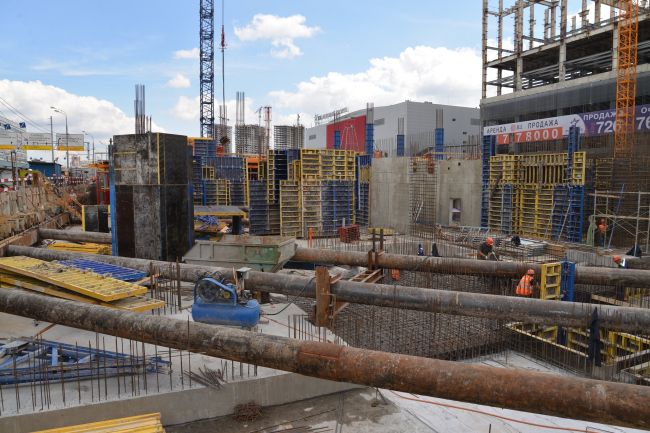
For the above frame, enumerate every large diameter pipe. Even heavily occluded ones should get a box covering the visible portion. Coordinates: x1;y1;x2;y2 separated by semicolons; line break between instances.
6;246;650;334
292;247;650;287
0;289;647;430
39;228;112;244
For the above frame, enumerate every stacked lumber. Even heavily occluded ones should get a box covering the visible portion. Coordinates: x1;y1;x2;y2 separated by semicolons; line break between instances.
47;241;112;255
31;413;165;433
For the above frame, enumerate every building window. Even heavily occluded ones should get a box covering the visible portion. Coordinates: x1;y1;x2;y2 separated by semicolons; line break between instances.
462;131;467;135
452;118;456;121
374;118;385;126
309;134;316;140
470;118;480;126
450;198;461;226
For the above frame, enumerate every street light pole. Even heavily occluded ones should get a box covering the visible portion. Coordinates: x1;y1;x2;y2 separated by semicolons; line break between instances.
83;131;94;165
51;107;69;176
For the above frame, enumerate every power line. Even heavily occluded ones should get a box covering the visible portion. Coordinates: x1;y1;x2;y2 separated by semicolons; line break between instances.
0;97;51;132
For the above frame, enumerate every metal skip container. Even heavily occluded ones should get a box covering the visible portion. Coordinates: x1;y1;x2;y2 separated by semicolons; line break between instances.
182;235;297;272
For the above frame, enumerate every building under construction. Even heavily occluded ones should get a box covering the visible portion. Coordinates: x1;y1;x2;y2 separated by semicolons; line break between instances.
3;1;650;432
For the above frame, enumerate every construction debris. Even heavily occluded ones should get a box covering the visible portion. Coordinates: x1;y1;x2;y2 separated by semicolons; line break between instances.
232;401;262;422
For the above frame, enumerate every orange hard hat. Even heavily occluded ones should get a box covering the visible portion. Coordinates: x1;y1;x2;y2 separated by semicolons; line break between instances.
613;255;621;262
527;269;535;275
600;219;605;223
486;237;494;246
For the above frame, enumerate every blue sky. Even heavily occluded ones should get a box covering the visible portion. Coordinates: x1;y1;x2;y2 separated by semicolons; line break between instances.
1;0;492;158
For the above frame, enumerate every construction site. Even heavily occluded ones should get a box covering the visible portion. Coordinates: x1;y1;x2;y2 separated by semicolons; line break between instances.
1;0;650;432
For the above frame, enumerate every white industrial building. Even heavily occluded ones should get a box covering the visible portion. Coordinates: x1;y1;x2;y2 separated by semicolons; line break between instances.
304;101;480;155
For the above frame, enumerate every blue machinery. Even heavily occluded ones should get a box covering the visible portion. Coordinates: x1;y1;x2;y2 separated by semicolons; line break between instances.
191;268;261;328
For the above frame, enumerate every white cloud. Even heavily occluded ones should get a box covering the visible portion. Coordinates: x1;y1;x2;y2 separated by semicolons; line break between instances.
234;14;320;59
173;48;200;59
269;45;482;115
0;80;165;148
166;74;191;88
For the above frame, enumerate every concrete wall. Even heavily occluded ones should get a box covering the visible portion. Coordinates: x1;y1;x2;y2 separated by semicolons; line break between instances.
0;373;359;433
436;160;482;227
370;157;410;230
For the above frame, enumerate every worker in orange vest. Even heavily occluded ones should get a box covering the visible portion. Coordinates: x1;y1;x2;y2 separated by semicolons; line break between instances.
391;269;401;281
516;269;539;297
597;219;608;247
375;150;381;158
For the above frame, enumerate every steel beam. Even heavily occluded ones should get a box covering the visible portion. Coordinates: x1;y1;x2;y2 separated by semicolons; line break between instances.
0;289;647;430
38;228;112;244
290;247;650;287
6;246;650;334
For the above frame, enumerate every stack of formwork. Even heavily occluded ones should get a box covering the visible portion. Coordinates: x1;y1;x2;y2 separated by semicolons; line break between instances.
192;138;218;159
192;155;203;205
204;180;217;205
322;180;352;236
249;180;269;235
111;133;193;261
355;154;371;227
216;179;230;205
280;180;301;237
301;181;322;237
485;146;586;241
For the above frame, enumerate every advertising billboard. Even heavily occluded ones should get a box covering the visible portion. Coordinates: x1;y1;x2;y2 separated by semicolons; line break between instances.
483;103;650;144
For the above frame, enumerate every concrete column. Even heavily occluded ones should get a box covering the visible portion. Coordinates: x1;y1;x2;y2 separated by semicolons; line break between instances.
595;0;601;23
612;23;619;70
551;3;557;37
581;0;589;28
515;0;524;91
544;8;550;39
482;0;488;99
497;0;503;95
559;0;567;82
529;4;536;50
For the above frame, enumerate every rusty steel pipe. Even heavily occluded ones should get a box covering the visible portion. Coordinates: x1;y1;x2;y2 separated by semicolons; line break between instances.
39;228;112;244
292;247;650;287
6;245;650;334
0;289;648;430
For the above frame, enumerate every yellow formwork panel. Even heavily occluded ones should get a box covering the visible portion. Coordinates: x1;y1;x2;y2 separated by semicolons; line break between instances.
0;257;148;302
0;273;163;312
540;263;561;300
31;413;164;433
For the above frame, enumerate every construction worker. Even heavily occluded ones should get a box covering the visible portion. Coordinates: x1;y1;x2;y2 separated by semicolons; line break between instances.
613;255;626;269
391;269;401;281
477;237;498;260
510;234;521;247
516;269;539;297
597;219;608;247
68;189;77;210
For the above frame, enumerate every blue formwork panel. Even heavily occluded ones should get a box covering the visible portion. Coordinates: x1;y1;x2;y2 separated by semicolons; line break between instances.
482;135;495;185
286;149;301;164
322;180;351;234
365;124;374;155
59;259;147;281
212;156;246;180
249;180;269;235
396;135;404;157
193;140;217;158
230;179;246;206
551;185;571;241
435;128;444;160
357;154;371;167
